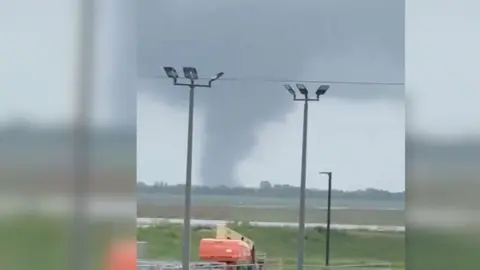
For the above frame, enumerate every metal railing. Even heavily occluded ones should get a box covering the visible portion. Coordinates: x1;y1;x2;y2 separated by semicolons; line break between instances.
282;262;392;270
137;261;391;270
137;261;276;270
137;260;228;270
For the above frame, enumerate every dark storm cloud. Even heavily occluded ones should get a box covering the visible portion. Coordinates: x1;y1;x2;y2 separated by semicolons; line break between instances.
136;0;404;186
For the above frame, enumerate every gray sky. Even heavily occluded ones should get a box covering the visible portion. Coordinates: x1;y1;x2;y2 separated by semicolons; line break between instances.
1;0;479;192
137;0;405;191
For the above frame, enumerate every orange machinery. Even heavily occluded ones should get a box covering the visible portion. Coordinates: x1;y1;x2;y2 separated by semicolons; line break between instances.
199;238;252;263
198;224;265;270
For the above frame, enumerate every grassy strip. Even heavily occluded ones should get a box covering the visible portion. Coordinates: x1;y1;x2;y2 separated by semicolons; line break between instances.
0;216;406;269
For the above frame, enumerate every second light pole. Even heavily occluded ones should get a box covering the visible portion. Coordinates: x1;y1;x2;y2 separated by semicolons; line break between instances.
284;83;330;270
320;171;333;266
163;66;224;270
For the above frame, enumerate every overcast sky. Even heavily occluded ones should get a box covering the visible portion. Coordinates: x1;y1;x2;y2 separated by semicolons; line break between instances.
1;0;479;192
136;0;406;191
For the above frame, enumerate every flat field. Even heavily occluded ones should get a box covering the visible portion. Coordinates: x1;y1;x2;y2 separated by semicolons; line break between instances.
139;194;405;210
138;194;405;226
137;204;404;226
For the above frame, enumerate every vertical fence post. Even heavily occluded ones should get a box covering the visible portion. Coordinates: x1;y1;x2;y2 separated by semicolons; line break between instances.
137;241;148;260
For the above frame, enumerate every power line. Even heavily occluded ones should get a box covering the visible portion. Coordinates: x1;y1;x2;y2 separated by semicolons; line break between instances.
152;75;404;86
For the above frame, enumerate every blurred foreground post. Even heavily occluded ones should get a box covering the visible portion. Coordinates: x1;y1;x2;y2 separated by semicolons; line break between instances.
72;0;95;269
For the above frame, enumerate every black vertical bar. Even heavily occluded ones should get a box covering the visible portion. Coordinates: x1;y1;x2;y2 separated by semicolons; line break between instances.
326;173;332;266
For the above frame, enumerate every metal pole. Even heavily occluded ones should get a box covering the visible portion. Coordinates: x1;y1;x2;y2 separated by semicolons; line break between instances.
137;241;148;260
326;173;332;266
182;84;195;270
297;99;309;270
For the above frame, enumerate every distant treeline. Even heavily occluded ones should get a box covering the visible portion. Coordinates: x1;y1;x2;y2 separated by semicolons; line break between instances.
137;181;404;201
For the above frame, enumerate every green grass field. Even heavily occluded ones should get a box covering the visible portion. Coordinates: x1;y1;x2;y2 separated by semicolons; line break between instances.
0;215;130;270
5;215;480;270
1;215;405;269
137;223;405;269
138;204;405;226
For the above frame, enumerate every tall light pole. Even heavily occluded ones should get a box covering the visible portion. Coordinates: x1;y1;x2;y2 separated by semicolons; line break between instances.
284;84;330;270
163;66;224;270
320;171;333;266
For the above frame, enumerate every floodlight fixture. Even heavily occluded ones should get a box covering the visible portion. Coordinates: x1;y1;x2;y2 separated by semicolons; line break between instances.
209;72;224;84
315;85;330;98
284;84;296;97
163;66;179;79
212;72;224;81
296;84;308;96
183;67;198;80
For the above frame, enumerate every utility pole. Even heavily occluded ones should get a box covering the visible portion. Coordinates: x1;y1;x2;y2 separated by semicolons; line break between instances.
163;67;223;270
284;84;330;270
